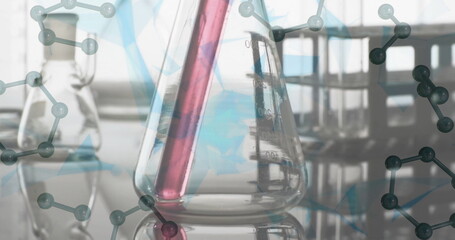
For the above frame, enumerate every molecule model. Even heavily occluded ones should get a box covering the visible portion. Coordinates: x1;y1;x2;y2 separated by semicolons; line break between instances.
30;0;116;55
370;4;411;65
239;0;325;42
382;147;455;240
0;72;67;166
37;192;92;222
109;195;179;240
412;65;453;133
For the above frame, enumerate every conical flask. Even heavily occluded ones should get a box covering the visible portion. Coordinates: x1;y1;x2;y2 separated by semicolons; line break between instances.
18;13;101;152
16;13;101;240
134;0;306;218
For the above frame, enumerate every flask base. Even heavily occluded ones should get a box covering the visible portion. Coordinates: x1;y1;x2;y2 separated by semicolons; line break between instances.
152;192;302;223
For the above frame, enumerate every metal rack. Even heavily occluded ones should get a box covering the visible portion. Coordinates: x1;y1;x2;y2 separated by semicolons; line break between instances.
278;24;455;239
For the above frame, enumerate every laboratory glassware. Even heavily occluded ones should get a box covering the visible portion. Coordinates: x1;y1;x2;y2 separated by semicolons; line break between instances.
0;111;30;240
17;13;101;240
134;0;306;219
18;13;101;151
18;153;100;240
134;212;305;240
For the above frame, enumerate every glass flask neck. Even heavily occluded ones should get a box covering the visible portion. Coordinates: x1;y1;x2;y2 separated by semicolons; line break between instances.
42;59;78;68
43;13;79;61
43;59;77;66
41;60;84;88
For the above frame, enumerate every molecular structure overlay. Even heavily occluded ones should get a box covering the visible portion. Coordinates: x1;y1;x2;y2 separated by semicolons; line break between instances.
38;193;92;221
369;4;411;65
373;4;455;239
37;192;179;240
238;0;325;42
381;147;455;239
30;0;116;55
109;195;178;240
412;65;454;133
0;72;67;166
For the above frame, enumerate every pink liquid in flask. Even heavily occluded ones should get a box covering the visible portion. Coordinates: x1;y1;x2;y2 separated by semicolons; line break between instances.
155;0;231;200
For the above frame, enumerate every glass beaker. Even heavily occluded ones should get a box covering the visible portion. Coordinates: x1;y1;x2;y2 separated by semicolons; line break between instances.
134;212;305;240
134;0;306;218
17;13;101;240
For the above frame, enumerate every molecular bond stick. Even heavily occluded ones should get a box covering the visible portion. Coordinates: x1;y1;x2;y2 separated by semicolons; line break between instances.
412;65;454;133
239;0;325;42
30;0;116;55
37;192;92;222
0;72;67;166
370;4;411;65
381;147;455;240
110;195;178;240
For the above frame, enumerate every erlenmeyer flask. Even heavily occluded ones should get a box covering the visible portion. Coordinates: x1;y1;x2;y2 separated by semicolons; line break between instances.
16;13;101;240
134;0;306;218
18;13;101;151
